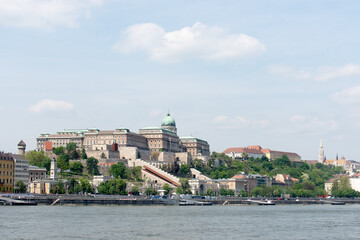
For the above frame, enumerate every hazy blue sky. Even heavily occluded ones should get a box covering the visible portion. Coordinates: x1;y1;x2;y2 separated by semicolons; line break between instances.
1;0;360;160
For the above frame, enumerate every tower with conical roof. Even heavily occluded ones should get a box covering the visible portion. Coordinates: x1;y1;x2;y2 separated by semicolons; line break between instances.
17;140;26;155
319;140;324;163
161;113;177;133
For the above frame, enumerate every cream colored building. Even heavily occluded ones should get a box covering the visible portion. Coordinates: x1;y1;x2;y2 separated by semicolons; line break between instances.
223;145;301;162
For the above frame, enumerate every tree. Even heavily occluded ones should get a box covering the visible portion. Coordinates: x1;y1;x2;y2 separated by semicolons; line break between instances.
66;142;77;152
178;164;191;177
70;161;84;175
53;146;65;156
338;176;351;190
241;152;249;160
79;178;92;193
66;143;79;159
57;154;70;171
24;151;51;172
302;181;315;191
162;184;173;195
99;179;127;195
100;153;106;159
86;157;99;175
145;187;157;196
206;188;214;196
110;162;127;179
52;182;65;194
179;179;191;194
219;188;227;196
15;180;27;193
132;166;142;181
81;148;87;160
130;186;139;195
176;187;183;195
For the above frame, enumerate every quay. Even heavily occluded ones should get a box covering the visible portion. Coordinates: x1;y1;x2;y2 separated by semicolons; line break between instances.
2;195;359;206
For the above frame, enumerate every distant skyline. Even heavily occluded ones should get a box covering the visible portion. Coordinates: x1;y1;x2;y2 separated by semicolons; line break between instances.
1;1;360;160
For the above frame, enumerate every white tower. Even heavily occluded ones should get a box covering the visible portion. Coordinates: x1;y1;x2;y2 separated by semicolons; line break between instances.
319;140;324;163
50;158;58;180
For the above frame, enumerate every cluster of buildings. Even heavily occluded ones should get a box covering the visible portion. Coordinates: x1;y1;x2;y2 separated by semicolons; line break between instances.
189;169;298;196
3;112;360;196
0;141;47;193
36;113;210;169
223;145;302;162
317;140;360;175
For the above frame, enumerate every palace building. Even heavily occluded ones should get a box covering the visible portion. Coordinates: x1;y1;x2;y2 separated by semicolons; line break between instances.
36;113;210;161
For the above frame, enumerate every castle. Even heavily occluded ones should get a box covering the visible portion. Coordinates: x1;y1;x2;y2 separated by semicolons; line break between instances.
36;113;210;166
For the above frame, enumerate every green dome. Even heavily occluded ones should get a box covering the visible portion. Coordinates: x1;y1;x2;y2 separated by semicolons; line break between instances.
161;113;176;127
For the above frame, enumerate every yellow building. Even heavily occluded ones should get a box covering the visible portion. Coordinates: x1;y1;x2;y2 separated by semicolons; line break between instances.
0;152;14;193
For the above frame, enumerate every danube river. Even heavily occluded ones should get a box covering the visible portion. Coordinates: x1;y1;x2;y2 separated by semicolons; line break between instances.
1;205;360;239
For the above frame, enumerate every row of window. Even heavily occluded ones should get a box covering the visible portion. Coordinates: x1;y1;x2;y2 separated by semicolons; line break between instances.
0;164;12;169
0;178;12;184
0;187;12;192
0;171;12;176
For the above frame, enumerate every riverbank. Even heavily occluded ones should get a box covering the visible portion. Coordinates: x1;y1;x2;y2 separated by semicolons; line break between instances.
3;194;360;206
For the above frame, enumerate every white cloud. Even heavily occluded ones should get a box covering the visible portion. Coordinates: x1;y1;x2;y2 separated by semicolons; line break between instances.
332;85;360;104
0;0;103;30
114;22;266;63
29;99;74;113
268;64;360;82
212;115;268;129
289;115;337;134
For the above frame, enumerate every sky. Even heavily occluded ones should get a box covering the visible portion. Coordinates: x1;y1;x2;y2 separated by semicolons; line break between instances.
1;0;360;160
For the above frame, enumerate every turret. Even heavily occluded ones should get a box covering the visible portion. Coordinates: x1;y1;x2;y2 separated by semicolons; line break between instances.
17;140;26;155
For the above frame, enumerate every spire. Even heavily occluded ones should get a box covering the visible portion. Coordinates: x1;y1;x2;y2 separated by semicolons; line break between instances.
319;139;324;163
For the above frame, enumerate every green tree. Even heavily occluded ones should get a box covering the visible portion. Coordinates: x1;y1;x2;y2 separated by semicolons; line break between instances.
81;148;88;160
176;187;183;195
110;162;127;179
24;151;51;172
53;146;65;156
145;187;157;196
79;178;92;193
70;161;84;175
338;176;351;190
206;188;214;196
178;164;191;177
86;157;99;175
66;143;79;159
162;184;173;195
99;179;127;195
57;154;70;171
132;166;142;181
179;178;191;194
130;186;139;195
219;188;227;196
52;182;65;194
15;180;27;193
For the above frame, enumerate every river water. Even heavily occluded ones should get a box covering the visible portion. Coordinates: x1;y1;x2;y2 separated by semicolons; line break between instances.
1;204;360;240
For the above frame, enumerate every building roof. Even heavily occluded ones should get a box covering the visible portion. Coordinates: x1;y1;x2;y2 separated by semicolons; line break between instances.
17;140;26;146
161;113;176;127
223;147;263;155
261;148;300;157
180;137;208;144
